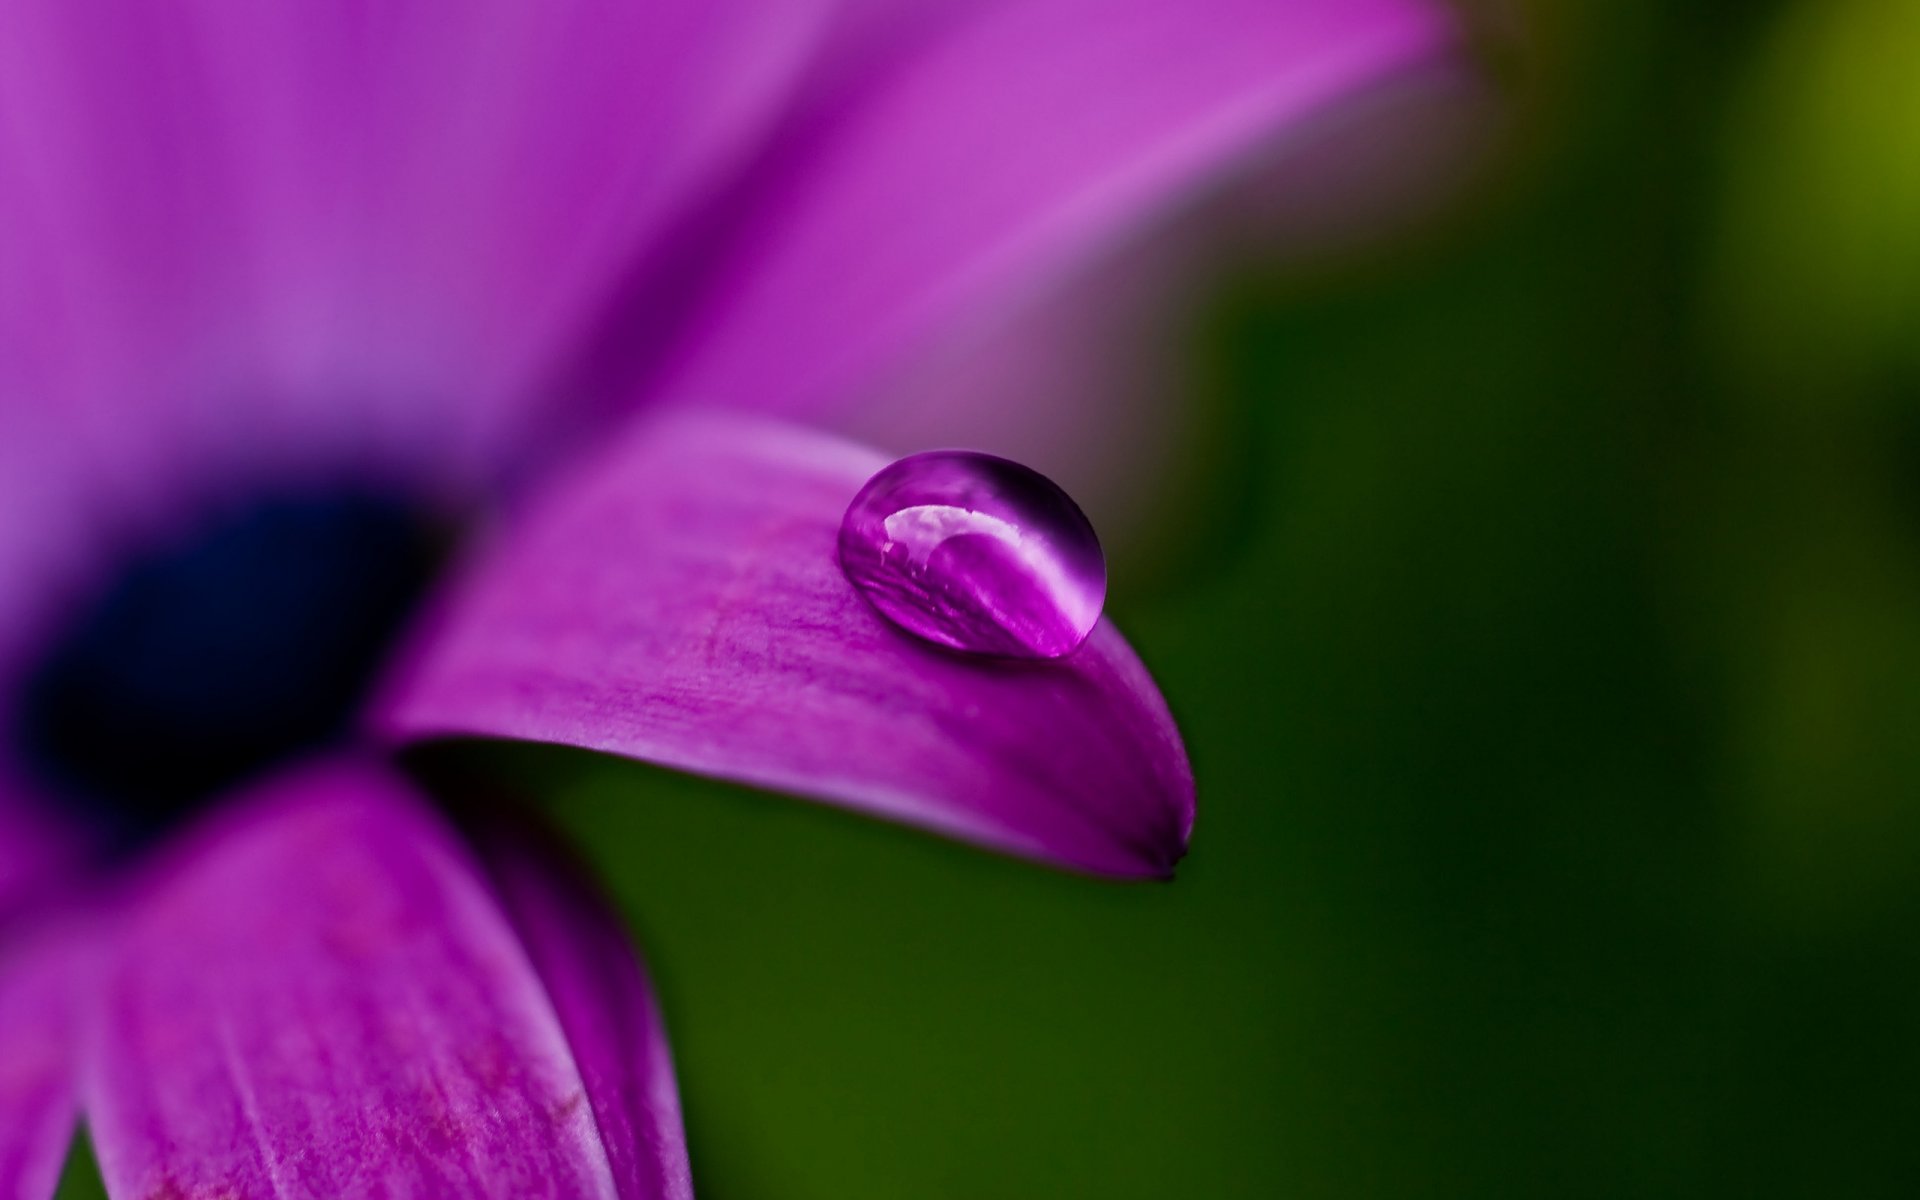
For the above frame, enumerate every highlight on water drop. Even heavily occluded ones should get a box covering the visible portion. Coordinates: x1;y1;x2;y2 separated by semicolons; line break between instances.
836;450;1107;659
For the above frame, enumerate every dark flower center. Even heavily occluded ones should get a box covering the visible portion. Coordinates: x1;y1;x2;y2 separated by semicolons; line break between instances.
15;490;447;845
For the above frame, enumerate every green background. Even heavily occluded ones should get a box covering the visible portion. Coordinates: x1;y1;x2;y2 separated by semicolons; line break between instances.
60;1;1920;1196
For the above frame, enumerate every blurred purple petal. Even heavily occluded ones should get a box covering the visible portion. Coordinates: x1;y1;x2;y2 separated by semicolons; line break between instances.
85;761;626;1198
0;1;827;485
468;803;693;1200
840;212;1208;548
376;414;1194;879
645;0;1456;420
842;58;1496;544
0;785;79;924
1220;57;1496;264
0;936;75;1200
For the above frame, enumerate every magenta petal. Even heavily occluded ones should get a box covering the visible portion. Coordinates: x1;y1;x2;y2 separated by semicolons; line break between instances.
843;60;1494;540
467;805;692;1200
647;0;1456;419
0;1;828;480
85;761;625;1199
0;785;79;924
377;413;1194;878
0;937;74;1200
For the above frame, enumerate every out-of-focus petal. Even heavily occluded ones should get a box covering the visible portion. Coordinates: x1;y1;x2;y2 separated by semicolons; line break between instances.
465;802;692;1200
643;0;1457;421
0;413;88;925
0;1;829;487
0;935;76;1200
85;760;630;1199
375;413;1194;879
0;783;81;925
844;56;1497;550
0;2;831;841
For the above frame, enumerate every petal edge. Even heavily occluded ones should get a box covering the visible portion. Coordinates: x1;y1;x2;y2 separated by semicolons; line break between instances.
0;937;75;1200
378;413;1194;879
85;761;625;1199
644;0;1458;422
462;798;694;1200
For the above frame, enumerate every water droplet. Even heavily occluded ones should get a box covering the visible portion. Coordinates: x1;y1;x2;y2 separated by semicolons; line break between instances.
837;451;1106;659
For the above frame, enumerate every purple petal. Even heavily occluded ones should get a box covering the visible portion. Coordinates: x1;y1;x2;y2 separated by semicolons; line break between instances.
465;802;692;1200
0;1;828;485
644;0;1456;419
0;786;80;925
839;207;1212;546
841;57;1495;540
84;760;636;1199
0;936;76;1200
375;413;1194;879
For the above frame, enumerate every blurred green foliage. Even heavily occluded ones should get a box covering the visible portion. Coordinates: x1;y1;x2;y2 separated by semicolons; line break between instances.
57;2;1920;1196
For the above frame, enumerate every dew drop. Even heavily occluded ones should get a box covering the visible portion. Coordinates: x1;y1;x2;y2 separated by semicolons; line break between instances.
837;451;1106;659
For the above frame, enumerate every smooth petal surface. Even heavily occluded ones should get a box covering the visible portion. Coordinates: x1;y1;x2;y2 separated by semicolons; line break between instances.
0;0;828;487
466;803;693;1200
645;0;1456;419
0;937;74;1200
0;786;78;925
377;414;1194;878
85;761;625;1199
0;4;831;779
842;57;1496;543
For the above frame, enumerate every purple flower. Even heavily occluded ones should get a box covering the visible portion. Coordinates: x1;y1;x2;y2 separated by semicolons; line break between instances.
0;2;1456;1196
